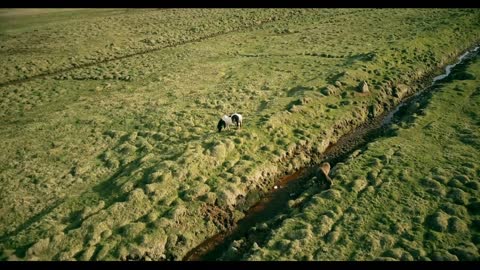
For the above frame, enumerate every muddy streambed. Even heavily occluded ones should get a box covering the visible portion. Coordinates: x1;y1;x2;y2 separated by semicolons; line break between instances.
183;45;480;261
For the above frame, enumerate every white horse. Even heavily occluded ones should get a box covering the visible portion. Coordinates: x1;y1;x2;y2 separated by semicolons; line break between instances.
217;114;233;132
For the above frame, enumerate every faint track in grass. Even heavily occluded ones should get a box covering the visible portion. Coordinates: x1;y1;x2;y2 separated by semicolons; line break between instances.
0;9;371;88
0;18;285;87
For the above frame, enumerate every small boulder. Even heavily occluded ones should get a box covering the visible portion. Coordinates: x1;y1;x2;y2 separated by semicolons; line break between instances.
358;81;369;93
393;84;410;99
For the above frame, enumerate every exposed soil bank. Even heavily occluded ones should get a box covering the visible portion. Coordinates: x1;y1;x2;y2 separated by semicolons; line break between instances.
183;45;480;261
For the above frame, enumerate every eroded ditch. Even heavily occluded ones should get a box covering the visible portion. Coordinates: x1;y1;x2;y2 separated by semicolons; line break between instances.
182;45;480;261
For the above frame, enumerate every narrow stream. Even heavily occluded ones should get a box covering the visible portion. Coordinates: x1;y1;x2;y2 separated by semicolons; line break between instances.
382;46;479;125
182;45;480;261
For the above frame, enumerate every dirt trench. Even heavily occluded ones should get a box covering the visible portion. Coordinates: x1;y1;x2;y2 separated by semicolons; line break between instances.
182;44;480;261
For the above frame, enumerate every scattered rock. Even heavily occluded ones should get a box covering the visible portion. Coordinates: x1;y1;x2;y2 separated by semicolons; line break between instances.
393;84;410;99
358;81;369;93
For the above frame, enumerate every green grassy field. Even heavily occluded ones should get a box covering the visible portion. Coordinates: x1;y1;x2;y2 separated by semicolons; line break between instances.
0;9;479;261
225;53;480;261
